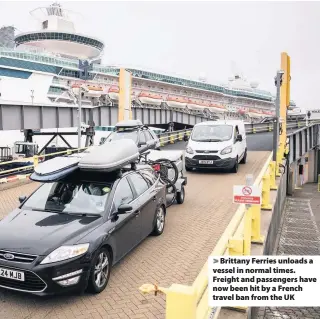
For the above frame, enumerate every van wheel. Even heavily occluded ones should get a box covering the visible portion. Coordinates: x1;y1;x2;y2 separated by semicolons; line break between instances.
240;149;247;164
231;157;239;173
185;165;191;172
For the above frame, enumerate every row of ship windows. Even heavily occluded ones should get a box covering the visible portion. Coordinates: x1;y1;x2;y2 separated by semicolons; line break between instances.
15;33;104;50
0;52;274;102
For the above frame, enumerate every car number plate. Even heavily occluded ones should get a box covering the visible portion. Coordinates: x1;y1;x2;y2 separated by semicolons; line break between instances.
0;267;25;281
199;160;213;164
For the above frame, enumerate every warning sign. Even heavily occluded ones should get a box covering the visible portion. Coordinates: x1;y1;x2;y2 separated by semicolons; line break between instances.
208;256;320;307
233;185;261;204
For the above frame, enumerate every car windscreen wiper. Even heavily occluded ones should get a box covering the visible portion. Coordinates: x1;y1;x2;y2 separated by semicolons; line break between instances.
196;139;222;142
31;208;101;217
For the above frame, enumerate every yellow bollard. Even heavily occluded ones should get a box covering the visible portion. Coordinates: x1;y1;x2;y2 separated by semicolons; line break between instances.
276;150;282;177
170;134;175;144
67;149;72;155
228;238;244;255
269;161;278;190
186;130;191;136
166;285;197;319
253;127;256;134
251;205;264;244
33;155;39;167
318;174;320;192
178;132;183;141
243;208;252;255
268;124;272;132
160;137;165;147
261;174;272;210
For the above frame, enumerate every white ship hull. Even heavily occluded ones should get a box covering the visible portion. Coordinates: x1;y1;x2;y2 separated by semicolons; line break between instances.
187;103;208;110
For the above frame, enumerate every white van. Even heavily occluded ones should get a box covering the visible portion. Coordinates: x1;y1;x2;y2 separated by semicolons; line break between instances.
185;120;247;173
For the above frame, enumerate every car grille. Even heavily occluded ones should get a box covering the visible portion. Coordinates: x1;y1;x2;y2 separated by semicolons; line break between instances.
0;267;46;292
0;250;38;264
193;155;221;161
195;150;218;154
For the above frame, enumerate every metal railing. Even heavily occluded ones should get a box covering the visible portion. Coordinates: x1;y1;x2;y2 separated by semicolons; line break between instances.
0;129;192;181
139;152;278;319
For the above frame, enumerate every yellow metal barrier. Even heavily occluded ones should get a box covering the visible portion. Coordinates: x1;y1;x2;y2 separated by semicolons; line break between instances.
140;152;277;319
318;174;320;192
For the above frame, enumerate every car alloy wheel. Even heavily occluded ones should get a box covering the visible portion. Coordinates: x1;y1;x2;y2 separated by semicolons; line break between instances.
95;252;109;288
87;247;111;293
152;205;166;236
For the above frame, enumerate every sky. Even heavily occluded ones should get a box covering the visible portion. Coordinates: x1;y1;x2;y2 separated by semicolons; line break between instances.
1;0;320;109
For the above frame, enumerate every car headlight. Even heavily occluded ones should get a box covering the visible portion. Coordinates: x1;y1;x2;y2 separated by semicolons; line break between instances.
186;146;194;154
41;243;89;265
221;146;232;155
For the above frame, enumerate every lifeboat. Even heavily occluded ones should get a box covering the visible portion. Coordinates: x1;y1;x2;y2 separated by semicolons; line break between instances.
138;91;163;106
108;86;119;100
84;85;104;98
210;103;227;112
166;95;189;109
187;99;211;110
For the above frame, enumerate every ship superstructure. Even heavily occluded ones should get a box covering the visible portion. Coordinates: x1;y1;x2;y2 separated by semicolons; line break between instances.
0;3;299;121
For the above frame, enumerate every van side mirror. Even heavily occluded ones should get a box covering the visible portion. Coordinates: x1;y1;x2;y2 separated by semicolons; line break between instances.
236;134;243;142
117;204;132;214
184;134;189;141
19;196;27;203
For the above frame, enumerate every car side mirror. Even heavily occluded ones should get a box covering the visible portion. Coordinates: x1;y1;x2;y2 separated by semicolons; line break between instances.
117;204;133;214
236;134;243;142
184;135;189;141
19;196;27;203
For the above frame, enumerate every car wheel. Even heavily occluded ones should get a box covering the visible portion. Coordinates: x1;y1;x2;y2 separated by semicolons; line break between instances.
151;205;166;236
87;247;111;294
231;157;239;173
176;185;185;204
240;149;247;164
185;165;191;172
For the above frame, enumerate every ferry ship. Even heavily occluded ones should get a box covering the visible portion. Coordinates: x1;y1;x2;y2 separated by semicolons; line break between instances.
0;3;302;122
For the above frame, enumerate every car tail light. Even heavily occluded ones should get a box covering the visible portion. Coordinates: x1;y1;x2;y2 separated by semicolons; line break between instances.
152;164;161;172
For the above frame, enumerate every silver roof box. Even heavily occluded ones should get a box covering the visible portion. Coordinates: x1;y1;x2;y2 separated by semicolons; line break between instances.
78;139;139;172
34;156;81;176
115;119;143;128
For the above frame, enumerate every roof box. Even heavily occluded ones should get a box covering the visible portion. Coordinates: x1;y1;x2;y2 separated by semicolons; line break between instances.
115;119;143;129
78;139;139;172
30;155;81;182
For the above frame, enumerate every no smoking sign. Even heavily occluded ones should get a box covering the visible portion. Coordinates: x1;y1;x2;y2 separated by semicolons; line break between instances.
233;185;261;204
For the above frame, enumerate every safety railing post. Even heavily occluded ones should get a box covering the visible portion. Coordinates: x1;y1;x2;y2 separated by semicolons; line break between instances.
269;161;278;190
243;208;252;255
261;173;272;210
170;134;174;144
166;285;197;319
268;124;272;132
251;205;264;244
33;155;39;167
178;132;183;141
228;238;244;255
160;136;165;147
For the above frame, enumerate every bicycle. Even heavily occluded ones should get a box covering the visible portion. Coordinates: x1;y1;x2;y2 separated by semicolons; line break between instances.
138;151;179;207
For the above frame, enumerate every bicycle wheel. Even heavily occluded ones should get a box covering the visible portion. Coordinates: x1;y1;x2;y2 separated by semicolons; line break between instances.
156;159;179;185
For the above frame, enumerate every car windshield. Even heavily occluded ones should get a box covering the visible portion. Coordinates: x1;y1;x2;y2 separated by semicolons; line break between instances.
106;130;138;143
21;181;112;215
191;125;233;142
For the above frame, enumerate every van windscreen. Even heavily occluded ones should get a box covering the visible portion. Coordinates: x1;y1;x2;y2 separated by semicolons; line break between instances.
191;125;233;142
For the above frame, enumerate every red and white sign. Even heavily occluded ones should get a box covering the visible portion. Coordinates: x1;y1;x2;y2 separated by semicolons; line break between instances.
233;185;261;204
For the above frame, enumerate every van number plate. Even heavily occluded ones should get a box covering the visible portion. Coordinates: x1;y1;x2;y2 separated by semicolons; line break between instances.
199;160;213;164
0;267;25;281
